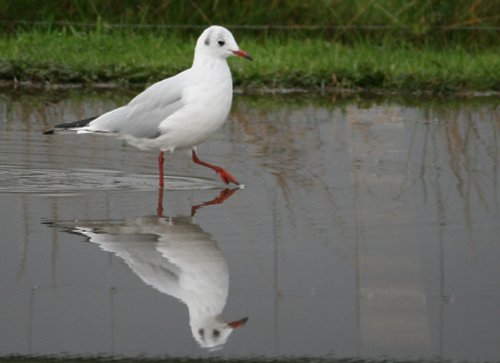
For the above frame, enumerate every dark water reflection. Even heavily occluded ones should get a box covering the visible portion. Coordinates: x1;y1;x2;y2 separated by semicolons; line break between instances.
0;90;499;362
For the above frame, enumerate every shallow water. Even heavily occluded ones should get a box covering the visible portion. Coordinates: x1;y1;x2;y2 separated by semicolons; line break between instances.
0;90;499;362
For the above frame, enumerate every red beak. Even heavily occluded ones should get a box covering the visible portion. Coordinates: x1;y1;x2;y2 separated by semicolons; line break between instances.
227;317;249;329
232;49;253;61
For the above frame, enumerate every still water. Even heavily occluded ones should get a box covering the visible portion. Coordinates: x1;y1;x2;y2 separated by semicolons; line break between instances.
0;90;499;362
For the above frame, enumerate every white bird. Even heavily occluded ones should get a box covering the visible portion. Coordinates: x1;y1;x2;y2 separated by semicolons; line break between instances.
69;213;247;350
52;190;247;350
44;25;252;186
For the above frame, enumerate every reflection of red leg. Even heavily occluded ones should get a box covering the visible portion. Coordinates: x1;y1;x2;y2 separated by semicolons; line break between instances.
192;150;239;185
191;188;239;216
158;151;165;188
157;184;164;217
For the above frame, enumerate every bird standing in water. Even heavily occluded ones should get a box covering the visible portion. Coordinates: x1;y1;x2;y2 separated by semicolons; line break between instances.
45;25;252;187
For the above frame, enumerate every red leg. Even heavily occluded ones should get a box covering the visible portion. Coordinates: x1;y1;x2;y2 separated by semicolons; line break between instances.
191;188;239;216
158;151;165;188
192;150;239;185
157;184;164;217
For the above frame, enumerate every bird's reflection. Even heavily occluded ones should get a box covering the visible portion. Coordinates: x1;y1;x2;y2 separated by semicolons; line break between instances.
62;188;246;350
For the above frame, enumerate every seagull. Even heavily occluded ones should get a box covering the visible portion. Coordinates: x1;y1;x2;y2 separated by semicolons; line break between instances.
44;25;252;187
55;190;247;350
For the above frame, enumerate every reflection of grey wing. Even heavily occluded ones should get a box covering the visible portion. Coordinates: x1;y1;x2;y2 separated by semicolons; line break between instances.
84;70;189;138
123;245;182;297
75;227;182;297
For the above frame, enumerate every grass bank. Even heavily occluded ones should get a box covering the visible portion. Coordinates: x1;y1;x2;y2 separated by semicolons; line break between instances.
2;0;499;46
0;30;499;93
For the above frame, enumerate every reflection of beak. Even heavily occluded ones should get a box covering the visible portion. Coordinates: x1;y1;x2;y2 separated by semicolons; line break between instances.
227;317;249;329
232;49;253;61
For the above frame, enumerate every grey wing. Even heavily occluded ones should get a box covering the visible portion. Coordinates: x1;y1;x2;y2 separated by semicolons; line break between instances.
85;70;189;138
73;225;183;296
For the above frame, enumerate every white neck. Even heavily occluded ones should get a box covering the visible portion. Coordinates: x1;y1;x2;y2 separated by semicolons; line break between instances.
192;52;230;73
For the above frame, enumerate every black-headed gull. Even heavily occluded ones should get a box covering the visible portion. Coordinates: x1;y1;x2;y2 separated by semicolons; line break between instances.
57;191;247;350
44;25;252;186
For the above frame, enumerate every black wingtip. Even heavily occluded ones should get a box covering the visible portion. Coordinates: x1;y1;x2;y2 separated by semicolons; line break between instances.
42;115;100;135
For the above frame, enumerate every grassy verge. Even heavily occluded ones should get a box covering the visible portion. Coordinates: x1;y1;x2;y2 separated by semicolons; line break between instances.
2;0;499;46
0;30;499;93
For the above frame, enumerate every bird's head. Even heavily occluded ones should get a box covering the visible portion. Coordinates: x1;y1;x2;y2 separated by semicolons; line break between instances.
191;316;248;350
196;25;252;61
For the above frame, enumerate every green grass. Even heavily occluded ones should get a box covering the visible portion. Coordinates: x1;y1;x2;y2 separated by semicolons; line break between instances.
0;30;499;93
0;0;499;92
1;0;499;45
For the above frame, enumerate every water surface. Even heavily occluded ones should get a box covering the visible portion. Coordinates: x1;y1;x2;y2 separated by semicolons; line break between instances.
0;90;499;362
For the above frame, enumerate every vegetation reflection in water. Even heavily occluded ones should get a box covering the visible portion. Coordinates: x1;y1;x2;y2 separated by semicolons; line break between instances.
0;90;499;361
234;93;499;227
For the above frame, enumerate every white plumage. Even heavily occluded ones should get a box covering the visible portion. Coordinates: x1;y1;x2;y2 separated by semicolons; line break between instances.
47;25;251;186
74;214;247;350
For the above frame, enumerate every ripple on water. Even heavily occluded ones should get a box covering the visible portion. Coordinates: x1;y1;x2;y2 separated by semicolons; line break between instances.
0;165;222;194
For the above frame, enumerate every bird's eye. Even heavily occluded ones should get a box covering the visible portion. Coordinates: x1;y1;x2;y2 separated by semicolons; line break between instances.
213;329;220;337
217;40;225;47
198;328;205;337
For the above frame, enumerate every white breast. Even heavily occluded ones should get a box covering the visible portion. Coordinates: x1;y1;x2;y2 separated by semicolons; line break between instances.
156;62;233;152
